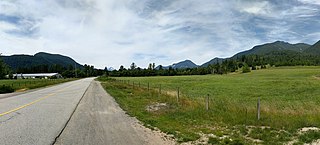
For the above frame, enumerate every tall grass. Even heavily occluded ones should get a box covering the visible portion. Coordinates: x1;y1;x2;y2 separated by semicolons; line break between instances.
0;78;76;93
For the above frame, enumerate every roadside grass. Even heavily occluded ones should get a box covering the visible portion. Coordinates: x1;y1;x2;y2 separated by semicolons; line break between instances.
98;66;320;144
298;130;320;143
0;78;76;93
0;85;14;93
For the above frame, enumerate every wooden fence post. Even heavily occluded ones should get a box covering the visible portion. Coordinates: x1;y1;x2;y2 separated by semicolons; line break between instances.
177;87;180;103
245;108;248;125
206;94;209;111
257;97;260;120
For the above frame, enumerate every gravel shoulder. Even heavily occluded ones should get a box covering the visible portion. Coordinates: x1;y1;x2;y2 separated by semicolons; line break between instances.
54;81;175;145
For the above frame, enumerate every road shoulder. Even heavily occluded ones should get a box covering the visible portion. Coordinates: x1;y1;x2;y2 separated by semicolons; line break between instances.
54;81;175;145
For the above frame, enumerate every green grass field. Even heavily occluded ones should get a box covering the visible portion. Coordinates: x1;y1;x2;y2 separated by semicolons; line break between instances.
98;66;320;144
0;78;76;93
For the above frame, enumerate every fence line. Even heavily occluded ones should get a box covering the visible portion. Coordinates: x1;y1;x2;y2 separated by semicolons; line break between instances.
115;79;262;121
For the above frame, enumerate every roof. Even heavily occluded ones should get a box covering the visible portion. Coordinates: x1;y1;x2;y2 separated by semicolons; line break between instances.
13;73;61;77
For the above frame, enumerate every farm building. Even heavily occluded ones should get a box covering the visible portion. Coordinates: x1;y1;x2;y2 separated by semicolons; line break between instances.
13;73;63;79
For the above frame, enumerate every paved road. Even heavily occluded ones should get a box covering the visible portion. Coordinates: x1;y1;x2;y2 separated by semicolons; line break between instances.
54;81;173;145
0;79;173;145
0;78;93;145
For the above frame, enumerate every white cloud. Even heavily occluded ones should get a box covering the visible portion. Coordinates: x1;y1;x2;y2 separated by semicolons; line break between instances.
238;1;272;16
298;0;320;5
0;0;319;69
0;21;17;31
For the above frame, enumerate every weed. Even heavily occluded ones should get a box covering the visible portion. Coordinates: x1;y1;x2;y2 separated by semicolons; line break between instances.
208;137;220;144
298;130;320;143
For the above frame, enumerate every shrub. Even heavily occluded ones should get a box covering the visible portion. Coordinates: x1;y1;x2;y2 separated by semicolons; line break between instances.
0;85;14;94
242;63;251;73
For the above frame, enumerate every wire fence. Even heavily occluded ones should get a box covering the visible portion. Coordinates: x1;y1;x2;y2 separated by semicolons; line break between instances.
113;79;262;121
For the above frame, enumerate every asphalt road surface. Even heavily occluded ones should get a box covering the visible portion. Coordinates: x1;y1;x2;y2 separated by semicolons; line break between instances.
0;78;173;145
0;78;93;145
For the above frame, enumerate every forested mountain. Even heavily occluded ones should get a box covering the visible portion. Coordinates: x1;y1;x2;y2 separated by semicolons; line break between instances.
200;41;315;68
171;60;198;69
0;52;106;78
34;52;82;68
201;57;224;67
1;52;82;71
156;60;198;69
231;41;310;59
304;40;320;55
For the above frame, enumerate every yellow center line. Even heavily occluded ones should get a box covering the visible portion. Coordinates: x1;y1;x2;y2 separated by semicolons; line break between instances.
0;93;54;117
0;82;79;117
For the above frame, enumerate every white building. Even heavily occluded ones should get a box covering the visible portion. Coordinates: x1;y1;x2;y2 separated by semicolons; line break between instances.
13;73;63;79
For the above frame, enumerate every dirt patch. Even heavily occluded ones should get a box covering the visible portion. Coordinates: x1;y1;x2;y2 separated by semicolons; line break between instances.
300;127;320;133
131;121;176;145
313;76;320;80
311;139;320;145
287;127;320;145
16;88;27;92
146;102;169;112
165;91;178;97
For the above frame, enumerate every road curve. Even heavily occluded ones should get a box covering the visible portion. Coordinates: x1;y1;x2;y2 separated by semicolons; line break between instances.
0;78;94;145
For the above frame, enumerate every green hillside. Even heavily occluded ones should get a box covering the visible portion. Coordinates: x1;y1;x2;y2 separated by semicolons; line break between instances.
1;52;82;71
304;40;320;55
232;41;310;59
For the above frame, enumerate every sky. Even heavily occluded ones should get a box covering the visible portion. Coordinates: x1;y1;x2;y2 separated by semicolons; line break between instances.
0;0;320;69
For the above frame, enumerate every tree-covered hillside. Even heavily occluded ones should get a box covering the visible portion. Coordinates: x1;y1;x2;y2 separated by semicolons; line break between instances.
0;52;105;78
1;52;83;71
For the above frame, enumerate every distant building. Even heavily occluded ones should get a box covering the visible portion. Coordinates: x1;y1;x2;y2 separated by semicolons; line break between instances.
13;73;63;79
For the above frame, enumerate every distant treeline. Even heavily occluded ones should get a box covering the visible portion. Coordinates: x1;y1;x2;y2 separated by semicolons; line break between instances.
108;52;320;77
0;58;10;79
14;64;105;78
0;60;105;79
2;49;320;79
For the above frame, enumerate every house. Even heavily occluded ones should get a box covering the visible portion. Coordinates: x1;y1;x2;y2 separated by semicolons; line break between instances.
13;73;63;79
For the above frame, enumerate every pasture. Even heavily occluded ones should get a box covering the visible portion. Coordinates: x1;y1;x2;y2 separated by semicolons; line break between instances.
99;66;320;144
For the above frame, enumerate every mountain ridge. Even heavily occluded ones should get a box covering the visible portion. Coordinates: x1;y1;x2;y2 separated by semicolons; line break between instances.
231;41;311;59
2;40;319;71
157;40;318;69
304;40;320;55
1;52;82;71
156;59;198;69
